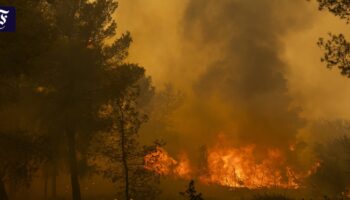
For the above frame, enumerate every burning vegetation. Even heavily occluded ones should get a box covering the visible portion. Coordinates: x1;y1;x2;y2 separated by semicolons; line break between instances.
144;142;320;190
144;147;192;179
2;0;350;199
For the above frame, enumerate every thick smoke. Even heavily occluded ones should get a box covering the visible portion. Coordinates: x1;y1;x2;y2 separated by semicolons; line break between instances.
179;0;312;148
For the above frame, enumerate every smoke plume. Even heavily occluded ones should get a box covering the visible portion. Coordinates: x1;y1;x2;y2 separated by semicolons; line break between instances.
176;0;313;148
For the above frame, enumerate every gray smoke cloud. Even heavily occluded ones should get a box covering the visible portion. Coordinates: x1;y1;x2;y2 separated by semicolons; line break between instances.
180;0;313;148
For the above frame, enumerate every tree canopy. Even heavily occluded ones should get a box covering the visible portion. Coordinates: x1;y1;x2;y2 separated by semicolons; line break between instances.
315;0;350;77
0;0;156;199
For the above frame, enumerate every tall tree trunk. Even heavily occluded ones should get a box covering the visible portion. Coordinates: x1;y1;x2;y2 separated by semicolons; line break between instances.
51;163;57;200
67;130;81;200
44;169;48;200
119;105;130;200
0;179;8;200
121;130;129;200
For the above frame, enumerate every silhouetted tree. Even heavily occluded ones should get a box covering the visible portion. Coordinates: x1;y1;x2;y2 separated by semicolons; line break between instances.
0;1;54;199
0;131;45;200
180;180;204;200
312;1;350;196
315;0;350;22
0;0;54;78
25;1;147;199
115;85;146;200
0;1;153;200
314;0;350;77
89;78;161;200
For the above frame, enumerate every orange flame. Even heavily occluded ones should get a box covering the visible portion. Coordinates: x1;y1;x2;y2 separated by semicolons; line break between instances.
144;145;319;189
144;147;191;178
199;145;300;189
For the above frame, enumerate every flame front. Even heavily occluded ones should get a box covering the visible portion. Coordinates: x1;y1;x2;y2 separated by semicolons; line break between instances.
144;147;191;178
144;145;319;189
199;145;300;189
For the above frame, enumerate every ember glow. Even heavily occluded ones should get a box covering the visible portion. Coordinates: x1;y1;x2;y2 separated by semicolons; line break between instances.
144;147;192;178
144;144;320;189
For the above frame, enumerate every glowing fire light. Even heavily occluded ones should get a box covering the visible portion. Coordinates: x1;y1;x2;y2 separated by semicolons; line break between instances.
144;145;319;189
144;147;191;178
199;145;300;189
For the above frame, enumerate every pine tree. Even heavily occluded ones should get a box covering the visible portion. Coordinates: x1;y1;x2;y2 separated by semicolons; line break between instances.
0;1;54;199
28;1;145;199
89;78;162;200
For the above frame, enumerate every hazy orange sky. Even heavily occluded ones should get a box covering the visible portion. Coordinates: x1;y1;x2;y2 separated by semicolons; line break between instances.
115;0;350;150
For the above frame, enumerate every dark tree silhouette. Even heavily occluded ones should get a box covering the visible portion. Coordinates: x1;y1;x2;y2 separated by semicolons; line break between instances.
89;78;162;200
313;1;350;197
318;33;350;77
316;0;350;22
180;180;204;200
26;1;147;199
0;131;45;200
0;0;53;78
315;0;350;77
0;0;149;199
0;1;54;199
116;85;145;200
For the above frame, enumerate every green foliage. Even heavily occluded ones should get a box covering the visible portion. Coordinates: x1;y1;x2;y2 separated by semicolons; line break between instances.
180;180;204;200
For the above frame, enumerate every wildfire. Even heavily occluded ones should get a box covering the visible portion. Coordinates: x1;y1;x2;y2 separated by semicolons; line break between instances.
144;147;191;178
199;145;300;189
144;144;319;189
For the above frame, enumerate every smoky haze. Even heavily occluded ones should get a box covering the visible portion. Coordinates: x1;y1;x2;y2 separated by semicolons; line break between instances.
173;0;312;148
5;1;350;199
117;0;350;153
